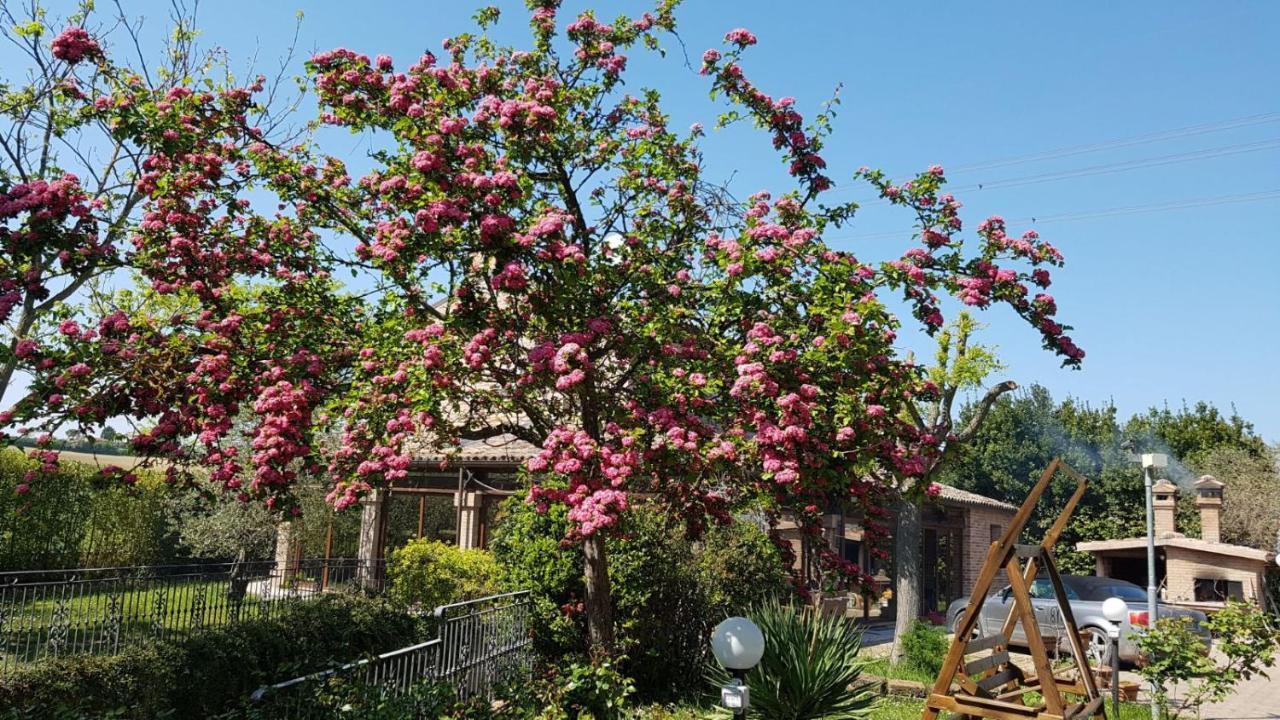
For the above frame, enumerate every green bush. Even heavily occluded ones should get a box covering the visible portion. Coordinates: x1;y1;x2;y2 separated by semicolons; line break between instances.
489;497;789;704
695;520;790;619
0;448;175;569
530;657;636;720
707;600;876;720
0;594;422;719
900;620;948;678
386;538;501;609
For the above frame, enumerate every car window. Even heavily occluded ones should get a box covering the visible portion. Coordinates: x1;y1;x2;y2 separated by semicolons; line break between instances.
1098;584;1147;601
1028;579;1079;600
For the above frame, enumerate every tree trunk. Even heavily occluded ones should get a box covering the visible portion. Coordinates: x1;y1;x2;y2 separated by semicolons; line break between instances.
582;533;616;654
889;499;922;665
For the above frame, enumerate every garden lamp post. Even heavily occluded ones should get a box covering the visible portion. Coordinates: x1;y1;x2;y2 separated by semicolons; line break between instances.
1139;452;1167;720
1102;596;1127;717
711;616;765;719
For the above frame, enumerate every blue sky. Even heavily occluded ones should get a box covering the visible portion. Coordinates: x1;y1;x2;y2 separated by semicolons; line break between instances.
7;2;1280;441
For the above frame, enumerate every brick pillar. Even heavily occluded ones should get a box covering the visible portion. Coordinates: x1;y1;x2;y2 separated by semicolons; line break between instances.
1194;475;1224;543
455;490;483;549
1152;479;1179;538
357;489;386;590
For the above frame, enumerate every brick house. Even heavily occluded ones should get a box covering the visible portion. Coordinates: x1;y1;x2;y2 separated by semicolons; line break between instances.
774;484;1016;617
1076;476;1275;611
346;429;1016;612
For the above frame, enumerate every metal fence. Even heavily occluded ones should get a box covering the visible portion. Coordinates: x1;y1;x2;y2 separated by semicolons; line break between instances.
0;557;382;675
250;590;533;717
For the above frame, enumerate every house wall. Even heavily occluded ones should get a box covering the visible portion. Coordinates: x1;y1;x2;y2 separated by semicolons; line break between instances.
1163;546;1268;606
962;505;1016;594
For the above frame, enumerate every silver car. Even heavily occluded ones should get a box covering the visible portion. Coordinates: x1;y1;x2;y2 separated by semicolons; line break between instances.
945;575;1210;664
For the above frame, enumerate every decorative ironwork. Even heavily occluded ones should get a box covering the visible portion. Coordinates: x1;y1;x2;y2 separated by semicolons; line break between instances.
0;558;383;676
250;591;533;717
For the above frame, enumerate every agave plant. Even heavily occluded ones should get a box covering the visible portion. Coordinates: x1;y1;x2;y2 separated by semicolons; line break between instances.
707;600;878;719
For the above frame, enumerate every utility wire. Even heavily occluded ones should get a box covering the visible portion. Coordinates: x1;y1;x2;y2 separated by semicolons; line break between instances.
830;189;1280;243
946;111;1280;174
835;137;1280;205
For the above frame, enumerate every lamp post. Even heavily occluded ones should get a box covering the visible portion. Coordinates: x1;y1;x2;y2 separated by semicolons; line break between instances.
1101;597;1127;717
1139;452;1167;720
711;617;765;719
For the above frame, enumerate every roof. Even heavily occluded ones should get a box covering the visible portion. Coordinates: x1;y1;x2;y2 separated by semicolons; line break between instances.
404;433;540;468
1194;475;1224;489
933;483;1017;512
1076;536;1275;564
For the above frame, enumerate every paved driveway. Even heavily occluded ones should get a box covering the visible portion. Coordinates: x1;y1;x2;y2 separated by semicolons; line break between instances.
1181;661;1279;720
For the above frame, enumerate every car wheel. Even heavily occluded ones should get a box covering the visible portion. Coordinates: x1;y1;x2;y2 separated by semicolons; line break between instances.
952;610;983;638
1081;626;1113;667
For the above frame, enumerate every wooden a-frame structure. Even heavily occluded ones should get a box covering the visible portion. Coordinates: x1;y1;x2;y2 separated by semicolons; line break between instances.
922;458;1106;720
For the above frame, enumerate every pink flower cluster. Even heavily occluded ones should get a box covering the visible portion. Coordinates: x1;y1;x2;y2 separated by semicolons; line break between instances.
51;27;102;64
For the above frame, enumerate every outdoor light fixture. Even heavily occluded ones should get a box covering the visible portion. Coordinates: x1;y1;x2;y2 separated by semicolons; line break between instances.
1101;597;1127;717
711;617;765;719
1141;453;1168;469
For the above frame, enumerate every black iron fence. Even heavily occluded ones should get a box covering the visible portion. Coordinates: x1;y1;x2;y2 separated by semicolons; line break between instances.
0;557;383;675
250;590;533;717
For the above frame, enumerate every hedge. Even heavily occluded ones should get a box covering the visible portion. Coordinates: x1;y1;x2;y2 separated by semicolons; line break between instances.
0;594;424;719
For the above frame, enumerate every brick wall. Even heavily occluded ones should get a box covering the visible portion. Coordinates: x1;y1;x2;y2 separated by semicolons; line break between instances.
1163;546;1267;605
962;505;1016;594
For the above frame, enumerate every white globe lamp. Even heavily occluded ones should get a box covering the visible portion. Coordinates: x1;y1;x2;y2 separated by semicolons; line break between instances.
711;616;765;670
1102;597;1127;624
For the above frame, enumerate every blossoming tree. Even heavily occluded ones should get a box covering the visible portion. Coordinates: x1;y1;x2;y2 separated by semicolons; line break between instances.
2;2;1083;651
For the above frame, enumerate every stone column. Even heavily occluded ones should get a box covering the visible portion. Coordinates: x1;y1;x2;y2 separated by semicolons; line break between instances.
1194;475;1224;544
455;490;483;549
1152;479;1179;538
273;521;301;588
357;489;386;591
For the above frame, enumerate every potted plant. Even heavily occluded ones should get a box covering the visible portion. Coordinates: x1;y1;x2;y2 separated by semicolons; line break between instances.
817;574;848;618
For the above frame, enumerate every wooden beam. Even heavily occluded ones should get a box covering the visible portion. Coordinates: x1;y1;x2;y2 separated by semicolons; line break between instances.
1001;469;1090;639
926;458;1064;716
1042;546;1101;700
1005;558;1065;716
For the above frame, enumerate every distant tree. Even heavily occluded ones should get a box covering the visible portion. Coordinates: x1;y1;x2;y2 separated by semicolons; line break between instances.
1193;445;1280;550
940;386;1271;572
164;486;278;560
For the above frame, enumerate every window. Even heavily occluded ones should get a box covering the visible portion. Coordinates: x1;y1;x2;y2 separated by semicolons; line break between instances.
841;539;862;565
1194;578;1244;603
1029;578;1079;600
990;524;1002;542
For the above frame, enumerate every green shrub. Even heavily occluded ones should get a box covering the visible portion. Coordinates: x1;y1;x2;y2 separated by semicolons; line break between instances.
1136;601;1279;719
0;448;175;569
695;520;789;619
900;620;948;678
488;496;586;658
0;594;422;719
532;657;636;720
386;538;501;609
490;497;787;703
707;600;876;720
609;508;709;701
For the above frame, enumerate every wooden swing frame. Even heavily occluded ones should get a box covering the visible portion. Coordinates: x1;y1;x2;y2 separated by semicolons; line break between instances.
922;458;1106;720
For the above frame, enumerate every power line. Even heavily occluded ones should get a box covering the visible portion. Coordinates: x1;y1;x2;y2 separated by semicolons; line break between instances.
837;137;1280;205
829;189;1280;243
946;111;1280;174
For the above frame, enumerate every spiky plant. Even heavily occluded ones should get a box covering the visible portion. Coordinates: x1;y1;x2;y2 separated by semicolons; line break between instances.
708;600;878;719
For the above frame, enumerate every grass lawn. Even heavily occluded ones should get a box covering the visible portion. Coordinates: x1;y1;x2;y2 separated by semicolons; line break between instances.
0;579;269;664
861;657;937;685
